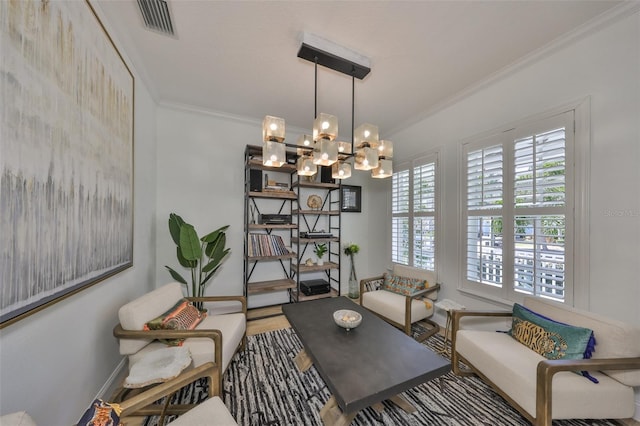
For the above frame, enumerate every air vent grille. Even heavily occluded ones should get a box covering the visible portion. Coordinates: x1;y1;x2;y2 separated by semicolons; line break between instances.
137;0;174;36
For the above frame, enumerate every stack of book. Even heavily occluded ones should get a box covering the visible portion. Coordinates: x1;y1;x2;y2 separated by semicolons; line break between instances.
248;234;290;257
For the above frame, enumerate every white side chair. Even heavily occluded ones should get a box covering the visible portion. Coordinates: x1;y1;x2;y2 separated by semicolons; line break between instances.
167;396;238;425
113;282;246;423
359;264;440;341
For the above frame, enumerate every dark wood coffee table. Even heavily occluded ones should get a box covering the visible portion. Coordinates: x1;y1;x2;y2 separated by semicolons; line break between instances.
283;297;450;425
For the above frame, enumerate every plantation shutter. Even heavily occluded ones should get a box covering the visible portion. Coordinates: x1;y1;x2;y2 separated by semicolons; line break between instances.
462;109;574;303
391;167;410;265
465;143;504;286
413;159;436;270
512;112;572;301
391;154;439;270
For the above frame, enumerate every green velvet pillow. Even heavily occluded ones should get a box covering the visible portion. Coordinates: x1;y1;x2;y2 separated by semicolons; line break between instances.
509;303;598;383
144;298;206;346
381;273;427;296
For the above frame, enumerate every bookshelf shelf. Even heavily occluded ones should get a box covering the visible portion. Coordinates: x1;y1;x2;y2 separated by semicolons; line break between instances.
247;279;297;294
249;224;297;230
249;191;297;200
293;209;340;216
248;252;296;261
290;288;339;302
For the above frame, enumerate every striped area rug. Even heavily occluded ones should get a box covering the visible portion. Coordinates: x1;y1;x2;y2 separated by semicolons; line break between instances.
144;326;621;426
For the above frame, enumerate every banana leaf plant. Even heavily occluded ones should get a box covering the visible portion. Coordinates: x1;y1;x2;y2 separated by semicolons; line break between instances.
165;213;230;309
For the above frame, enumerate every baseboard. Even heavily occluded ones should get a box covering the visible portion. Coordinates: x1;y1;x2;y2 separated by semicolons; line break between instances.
96;358;127;401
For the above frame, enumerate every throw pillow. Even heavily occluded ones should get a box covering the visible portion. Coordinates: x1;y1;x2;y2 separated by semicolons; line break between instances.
382;273;428;296
509;303;598;383
77;399;122;426
144;298;206;346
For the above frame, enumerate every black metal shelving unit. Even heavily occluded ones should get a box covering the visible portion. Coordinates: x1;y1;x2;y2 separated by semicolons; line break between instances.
243;144;342;306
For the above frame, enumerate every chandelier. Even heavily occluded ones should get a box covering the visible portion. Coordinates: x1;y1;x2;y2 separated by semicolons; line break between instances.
262;33;393;179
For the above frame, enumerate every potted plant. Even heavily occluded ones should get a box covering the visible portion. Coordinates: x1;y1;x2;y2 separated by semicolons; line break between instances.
165;213;230;309
314;243;328;266
344;242;360;298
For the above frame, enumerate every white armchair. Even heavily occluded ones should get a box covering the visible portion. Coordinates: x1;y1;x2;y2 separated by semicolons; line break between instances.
359;264;440;341
112;282;246;423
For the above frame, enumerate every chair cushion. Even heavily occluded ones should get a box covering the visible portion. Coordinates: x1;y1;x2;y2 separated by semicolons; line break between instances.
167;396;237;425
129;312;245;373
362;290;433;325
0;412;37;426
144;299;207;346
119;283;186;355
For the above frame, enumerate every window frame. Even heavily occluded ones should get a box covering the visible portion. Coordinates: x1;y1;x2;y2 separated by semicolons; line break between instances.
391;150;441;274
458;98;590;308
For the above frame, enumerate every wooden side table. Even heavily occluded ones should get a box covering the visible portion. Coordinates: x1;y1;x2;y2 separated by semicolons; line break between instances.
435;299;465;357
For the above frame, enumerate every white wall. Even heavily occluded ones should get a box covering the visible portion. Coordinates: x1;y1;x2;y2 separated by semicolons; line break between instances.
0;79;157;425
388;11;640;325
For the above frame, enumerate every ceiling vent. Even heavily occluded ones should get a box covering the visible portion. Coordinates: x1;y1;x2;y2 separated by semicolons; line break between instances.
137;0;175;36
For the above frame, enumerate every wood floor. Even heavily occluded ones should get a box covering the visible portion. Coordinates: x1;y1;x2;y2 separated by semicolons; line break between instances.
247;305;289;335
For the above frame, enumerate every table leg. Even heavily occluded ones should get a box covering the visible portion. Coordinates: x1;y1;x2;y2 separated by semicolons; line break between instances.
437;311;452;356
371;402;385;413
320;396;356;426
389;394;417;413
294;349;313;372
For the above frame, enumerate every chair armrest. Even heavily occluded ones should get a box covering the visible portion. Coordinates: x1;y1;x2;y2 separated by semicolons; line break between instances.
187;295;247;314
451;309;512;332
450;309;512;376
118;362;219;417
405;284;441;318
359;276;384;305
408;283;441;300
536;357;640;426
113;325;224;371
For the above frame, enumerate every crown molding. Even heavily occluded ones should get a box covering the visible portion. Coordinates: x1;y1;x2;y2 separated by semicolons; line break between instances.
158;101;312;136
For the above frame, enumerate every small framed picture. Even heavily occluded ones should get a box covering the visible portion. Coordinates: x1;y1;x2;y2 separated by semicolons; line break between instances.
341;185;361;213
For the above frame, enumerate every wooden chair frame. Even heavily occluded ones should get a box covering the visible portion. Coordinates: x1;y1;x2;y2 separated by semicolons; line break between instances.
359;275;441;341
113;295;246;424
450;309;640;426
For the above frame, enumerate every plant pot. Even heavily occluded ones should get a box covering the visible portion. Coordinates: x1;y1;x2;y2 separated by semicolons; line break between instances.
317;258;324;266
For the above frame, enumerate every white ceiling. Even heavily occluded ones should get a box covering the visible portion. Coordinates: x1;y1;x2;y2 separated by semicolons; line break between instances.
95;0;623;137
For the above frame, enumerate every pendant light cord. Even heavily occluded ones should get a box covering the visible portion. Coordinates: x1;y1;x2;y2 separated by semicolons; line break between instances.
314;57;318;119
351;69;355;153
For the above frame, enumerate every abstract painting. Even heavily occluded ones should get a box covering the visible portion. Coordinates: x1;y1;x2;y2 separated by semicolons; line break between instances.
0;0;134;327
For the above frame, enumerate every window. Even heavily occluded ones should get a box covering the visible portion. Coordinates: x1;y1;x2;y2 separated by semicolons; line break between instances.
392;153;439;271
462;106;587;306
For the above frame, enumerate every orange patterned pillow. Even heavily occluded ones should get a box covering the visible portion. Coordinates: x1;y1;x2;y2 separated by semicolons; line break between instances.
381;273;427;296
144;299;206;346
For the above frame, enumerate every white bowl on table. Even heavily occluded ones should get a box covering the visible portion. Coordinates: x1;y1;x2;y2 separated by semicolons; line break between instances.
333;309;362;331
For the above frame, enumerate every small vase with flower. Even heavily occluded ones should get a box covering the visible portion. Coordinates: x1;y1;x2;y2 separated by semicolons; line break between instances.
344;243;360;299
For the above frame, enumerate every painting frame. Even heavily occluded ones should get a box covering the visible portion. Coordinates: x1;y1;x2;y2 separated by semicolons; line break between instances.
0;0;135;328
341;185;362;213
